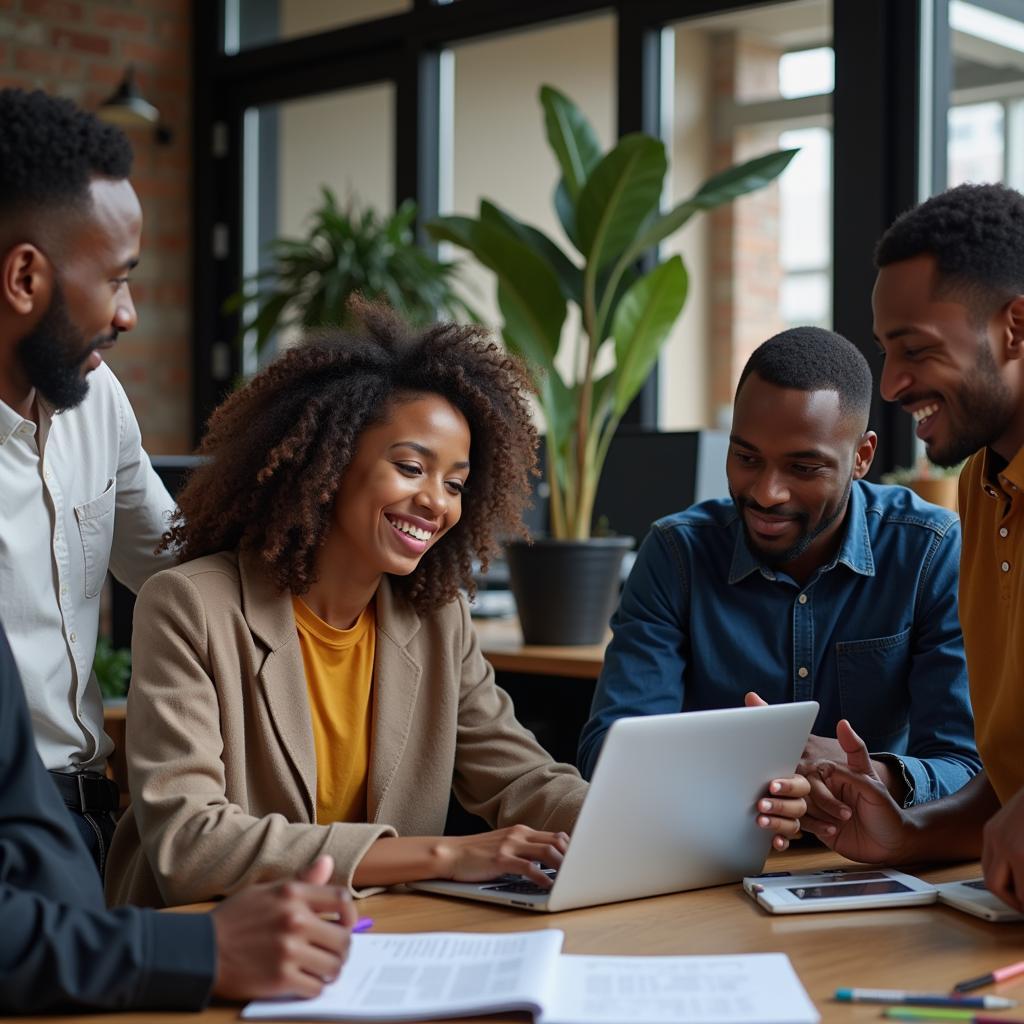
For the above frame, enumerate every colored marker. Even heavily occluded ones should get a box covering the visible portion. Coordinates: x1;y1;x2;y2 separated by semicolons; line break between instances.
836;990;1017;1009
353;917;374;933
884;1010;1024;1024
956;959;1024;994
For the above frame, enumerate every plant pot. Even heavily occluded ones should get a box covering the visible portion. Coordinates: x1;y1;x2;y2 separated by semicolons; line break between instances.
906;477;958;513
505;537;634;646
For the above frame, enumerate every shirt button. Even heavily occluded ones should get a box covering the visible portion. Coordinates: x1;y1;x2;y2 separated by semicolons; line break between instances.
1000;527;1009;538
60;584;68;597
1002;561;1011;573
798;594;808;605
798;666;809;678
69;632;77;643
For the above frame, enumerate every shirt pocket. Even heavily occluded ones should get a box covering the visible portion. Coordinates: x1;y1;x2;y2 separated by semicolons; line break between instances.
836;627;912;751
75;478;116;598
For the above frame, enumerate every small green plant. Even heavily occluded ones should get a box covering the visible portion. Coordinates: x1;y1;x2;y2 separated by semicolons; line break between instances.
226;190;476;355
881;457;966;486
93;637;131;701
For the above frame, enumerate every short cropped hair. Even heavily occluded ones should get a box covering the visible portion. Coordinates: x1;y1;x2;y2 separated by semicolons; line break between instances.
876;183;1024;321
737;326;873;429
0;88;132;220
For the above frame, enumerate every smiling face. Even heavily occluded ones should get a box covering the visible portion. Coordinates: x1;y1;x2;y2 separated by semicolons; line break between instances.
329;392;471;583
728;372;874;576
873;254;1019;466
14;176;141;409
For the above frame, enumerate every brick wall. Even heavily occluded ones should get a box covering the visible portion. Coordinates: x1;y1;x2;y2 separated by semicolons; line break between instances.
0;0;192;454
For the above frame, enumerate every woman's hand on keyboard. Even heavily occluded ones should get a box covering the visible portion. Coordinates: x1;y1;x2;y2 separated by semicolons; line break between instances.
435;825;570;888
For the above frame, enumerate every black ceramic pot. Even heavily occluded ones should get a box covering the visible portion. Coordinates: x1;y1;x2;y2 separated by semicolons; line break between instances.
504;536;634;646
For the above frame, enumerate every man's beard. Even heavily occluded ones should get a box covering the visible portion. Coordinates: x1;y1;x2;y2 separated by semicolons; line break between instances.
928;340;1016;467
733;475;853;568
15;284;110;412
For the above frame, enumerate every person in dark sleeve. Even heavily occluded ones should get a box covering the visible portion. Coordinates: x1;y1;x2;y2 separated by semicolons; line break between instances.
0;619;357;1014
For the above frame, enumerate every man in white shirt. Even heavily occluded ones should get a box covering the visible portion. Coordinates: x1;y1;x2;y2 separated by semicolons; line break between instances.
0;88;176;874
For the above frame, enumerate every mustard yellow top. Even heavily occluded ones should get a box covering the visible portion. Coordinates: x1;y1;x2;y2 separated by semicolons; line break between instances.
958;447;1024;804
292;596;376;824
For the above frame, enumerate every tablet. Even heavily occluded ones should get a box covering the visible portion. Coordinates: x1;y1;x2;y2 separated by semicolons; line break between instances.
936;878;1024;923
743;868;937;914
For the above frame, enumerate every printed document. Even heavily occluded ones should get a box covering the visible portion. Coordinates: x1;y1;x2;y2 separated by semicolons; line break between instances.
242;929;819;1023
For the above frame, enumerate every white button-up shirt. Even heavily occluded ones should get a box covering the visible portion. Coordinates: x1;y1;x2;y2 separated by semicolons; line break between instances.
0;362;175;771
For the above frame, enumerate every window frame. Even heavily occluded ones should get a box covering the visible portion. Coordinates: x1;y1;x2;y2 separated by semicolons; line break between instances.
193;0;940;476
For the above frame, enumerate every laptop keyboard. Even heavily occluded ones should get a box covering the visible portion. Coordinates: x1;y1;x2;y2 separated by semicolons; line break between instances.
481;868;558;895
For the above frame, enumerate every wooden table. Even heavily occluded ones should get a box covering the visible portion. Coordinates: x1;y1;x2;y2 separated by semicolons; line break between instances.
21;847;1024;1023
473;617;607;680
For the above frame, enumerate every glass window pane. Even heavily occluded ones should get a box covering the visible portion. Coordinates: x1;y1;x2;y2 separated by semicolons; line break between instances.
442;15;616;392
779;126;831;273
241;84;395;371
781;272;830;328
661;0;832;430
224;0;410;55
779;46;834;98
947;1;1024;189
948;102;1004;186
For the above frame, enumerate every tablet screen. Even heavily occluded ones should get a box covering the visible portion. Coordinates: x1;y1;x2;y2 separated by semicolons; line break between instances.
788;880;914;900
810;870;892;883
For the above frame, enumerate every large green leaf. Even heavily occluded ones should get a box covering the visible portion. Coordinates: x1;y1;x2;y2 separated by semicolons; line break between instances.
577;134;667;274
623;149;798;264
554;178;581;252
428;215;566;367
611;256;688;416
479;200;582;305
540;85;603;203
502;319;574;464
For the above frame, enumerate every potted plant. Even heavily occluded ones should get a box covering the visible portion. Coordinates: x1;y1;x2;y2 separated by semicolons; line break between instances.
882;458;963;512
226;188;476;357
428;85;796;644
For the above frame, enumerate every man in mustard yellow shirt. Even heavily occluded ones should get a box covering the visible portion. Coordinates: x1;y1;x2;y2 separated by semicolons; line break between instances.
799;182;1024;912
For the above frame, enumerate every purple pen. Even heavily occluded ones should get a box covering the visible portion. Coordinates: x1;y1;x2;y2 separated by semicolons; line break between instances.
353;917;374;933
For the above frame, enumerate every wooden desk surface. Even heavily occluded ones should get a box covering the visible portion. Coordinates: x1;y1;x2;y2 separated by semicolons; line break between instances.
22;848;1024;1024
472;617;607;679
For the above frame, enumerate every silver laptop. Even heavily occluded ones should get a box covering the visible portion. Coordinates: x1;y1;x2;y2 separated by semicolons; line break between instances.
409;700;818;913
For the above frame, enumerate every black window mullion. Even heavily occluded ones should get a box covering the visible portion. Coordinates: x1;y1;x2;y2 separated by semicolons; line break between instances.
832;0;921;477
396;46;441;252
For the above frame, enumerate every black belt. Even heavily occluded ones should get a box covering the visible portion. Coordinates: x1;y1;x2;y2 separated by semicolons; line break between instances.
48;770;120;814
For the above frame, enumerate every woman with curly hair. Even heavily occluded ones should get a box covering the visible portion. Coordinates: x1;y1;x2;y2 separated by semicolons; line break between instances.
104;302;592;907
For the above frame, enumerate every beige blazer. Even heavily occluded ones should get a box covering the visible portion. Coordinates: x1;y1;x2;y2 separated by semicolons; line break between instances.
105;550;587;908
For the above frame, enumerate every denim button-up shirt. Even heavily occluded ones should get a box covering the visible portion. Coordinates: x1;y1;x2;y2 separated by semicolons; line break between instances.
577;481;980;804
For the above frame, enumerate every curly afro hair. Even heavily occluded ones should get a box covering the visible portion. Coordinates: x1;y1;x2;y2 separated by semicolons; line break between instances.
0;88;133;219
737;326;872;431
876;182;1024;321
164;301;539;614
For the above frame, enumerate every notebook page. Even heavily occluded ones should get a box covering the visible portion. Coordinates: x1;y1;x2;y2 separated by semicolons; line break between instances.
242;929;565;1022
537;952;819;1024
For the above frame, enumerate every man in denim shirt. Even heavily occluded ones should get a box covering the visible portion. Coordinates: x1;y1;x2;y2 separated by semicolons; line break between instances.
578;327;980;811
